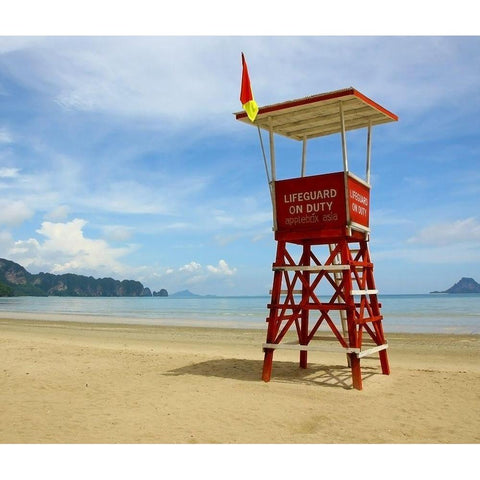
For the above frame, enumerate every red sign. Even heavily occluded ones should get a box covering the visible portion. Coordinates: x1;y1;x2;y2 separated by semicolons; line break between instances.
274;172;347;234
347;176;370;228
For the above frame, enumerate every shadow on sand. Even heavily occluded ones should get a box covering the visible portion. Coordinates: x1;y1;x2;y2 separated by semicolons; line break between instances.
165;358;379;390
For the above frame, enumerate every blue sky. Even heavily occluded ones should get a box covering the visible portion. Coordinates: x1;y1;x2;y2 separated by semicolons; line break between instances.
1;34;479;295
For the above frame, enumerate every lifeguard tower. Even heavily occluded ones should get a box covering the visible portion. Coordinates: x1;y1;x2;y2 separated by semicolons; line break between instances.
235;87;398;390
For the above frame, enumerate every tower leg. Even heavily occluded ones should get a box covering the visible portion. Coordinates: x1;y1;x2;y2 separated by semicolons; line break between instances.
361;239;390;377
299;350;308;369
262;349;274;382
372;318;390;375
299;243;310;369
262;241;286;382
340;240;364;390
350;354;362;390
379;349;390;375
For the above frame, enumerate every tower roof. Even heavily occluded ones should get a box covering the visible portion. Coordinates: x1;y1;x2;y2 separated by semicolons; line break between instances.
235;87;398;140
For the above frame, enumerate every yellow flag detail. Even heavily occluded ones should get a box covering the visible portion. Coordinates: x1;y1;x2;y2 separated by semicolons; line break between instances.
242;99;259;123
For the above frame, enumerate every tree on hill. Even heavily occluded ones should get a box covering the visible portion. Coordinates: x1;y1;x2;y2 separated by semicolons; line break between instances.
0;281;13;297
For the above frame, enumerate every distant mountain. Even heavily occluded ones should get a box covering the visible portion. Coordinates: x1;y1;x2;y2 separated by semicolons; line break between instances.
0;258;160;297
169;289;217;298
431;277;480;294
153;289;168;297
170;289;201;298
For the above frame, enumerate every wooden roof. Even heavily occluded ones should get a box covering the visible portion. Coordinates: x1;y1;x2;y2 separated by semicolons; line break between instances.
235;87;398;140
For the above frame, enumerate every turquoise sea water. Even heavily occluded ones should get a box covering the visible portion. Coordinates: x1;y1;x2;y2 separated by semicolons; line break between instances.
0;294;479;334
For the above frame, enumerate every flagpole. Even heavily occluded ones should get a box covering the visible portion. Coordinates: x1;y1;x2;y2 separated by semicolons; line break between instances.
257;126;271;185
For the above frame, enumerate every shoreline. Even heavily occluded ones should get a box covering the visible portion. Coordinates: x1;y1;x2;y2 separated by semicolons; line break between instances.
0;311;267;330
2;314;480;337
1;316;479;443
1;310;479;335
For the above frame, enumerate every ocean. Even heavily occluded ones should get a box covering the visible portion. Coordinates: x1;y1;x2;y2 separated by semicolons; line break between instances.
0;294;479;334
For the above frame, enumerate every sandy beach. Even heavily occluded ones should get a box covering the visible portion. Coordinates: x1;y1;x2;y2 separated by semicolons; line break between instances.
1;317;479;444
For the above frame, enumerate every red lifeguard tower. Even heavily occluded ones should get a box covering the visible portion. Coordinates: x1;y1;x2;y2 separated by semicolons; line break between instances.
235;87;398;390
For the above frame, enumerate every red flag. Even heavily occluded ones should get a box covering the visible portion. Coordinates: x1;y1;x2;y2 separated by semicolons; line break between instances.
240;53;259;122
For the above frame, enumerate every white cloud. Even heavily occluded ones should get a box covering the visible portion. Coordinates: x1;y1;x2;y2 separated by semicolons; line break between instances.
0;167;19;178
206;259;237;276
8;218;132;276
408;217;480;246
159;259;238;293
179;261;202;273
0;200;34;226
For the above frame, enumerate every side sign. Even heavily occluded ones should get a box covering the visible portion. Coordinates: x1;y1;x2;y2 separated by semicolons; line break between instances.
347;176;370;228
